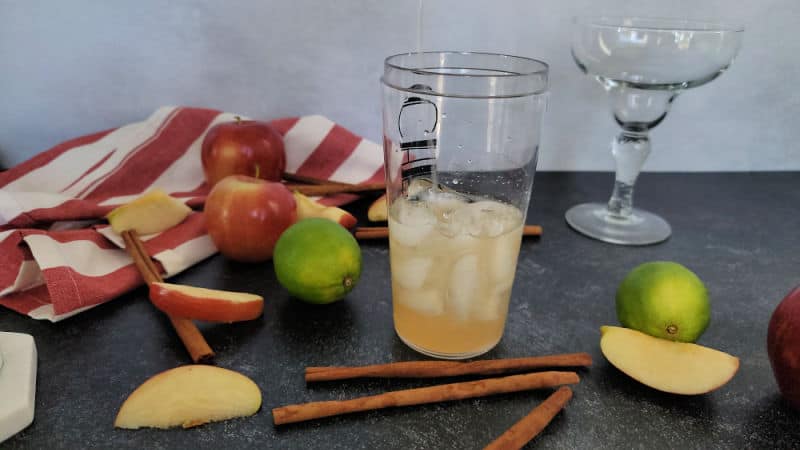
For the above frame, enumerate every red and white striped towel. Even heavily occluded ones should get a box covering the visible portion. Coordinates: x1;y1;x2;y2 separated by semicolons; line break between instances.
0;106;384;321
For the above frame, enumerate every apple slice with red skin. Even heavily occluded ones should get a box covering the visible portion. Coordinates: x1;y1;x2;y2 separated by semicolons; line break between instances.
149;282;263;323
293;191;357;229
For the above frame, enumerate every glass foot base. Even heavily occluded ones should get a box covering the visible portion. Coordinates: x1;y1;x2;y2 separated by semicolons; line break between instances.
396;330;500;360
565;202;671;245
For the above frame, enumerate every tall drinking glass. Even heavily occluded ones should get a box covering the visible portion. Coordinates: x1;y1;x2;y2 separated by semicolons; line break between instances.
381;52;549;359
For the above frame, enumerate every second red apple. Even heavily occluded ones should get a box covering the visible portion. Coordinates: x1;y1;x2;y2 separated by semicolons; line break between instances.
204;175;297;262
201;117;286;187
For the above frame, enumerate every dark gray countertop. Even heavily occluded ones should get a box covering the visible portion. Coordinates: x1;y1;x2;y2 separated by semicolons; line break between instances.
2;172;799;449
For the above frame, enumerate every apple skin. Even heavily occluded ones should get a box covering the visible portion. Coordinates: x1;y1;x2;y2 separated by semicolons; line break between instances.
204;175;297;262
768;285;800;409
201;118;286;187
149;282;264;323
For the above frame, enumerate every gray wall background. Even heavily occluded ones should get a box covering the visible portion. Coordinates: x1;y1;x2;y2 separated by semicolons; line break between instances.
1;0;797;171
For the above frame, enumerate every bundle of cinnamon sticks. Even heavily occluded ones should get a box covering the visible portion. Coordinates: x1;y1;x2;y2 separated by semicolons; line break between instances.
273;352;591;449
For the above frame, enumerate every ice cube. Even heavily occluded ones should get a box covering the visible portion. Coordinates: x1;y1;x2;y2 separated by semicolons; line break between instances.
471;284;512;322
389;198;434;247
392;256;433;290
460;200;522;238
398;289;445;316
428;191;469;217
447;254;480;321
429;191;470;237
490;228;522;283
407;178;434;199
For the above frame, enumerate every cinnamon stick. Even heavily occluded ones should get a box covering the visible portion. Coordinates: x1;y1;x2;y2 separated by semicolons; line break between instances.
282;171;386;195
283;172;351;185
121;230;214;364
272;371;579;425
287;182;385;196
483;386;573;450
305;353;591;382
354;225;543;241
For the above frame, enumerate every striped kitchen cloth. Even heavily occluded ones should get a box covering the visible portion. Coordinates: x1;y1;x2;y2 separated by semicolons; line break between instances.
0;106;384;321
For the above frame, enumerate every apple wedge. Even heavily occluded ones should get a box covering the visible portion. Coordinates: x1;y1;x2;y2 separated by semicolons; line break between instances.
106;189;192;234
293;191;357;229
115;365;261;429
149;282;263;323
367;194;388;222
600;326;739;395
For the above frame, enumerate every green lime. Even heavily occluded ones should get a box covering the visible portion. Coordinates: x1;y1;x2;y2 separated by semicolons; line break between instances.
273;218;362;304
616;261;710;343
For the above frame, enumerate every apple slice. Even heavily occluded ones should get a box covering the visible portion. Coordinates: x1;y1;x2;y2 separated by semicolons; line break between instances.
367;194;388;222
106;189;192;234
149;282;264;323
115;365;261;429
600;326;739;395
292;191;357;229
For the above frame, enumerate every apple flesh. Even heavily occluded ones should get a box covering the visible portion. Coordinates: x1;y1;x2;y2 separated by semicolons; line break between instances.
367;194;387;222
600;325;739;395
106;189;191;235
768;286;800;409
149;282;263;323
293;191;357;229
201;118;286;187
114;365;261;429
204;175;296;262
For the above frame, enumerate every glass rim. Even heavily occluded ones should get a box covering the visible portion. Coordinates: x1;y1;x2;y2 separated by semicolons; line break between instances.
573;16;745;33
384;51;550;78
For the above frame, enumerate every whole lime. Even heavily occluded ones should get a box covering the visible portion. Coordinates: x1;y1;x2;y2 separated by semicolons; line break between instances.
273;218;362;304
616;261;710;342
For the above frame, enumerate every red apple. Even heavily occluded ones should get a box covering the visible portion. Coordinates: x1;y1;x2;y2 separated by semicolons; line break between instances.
149;282;263;323
204;175;296;262
201;117;286;187
768;285;800;409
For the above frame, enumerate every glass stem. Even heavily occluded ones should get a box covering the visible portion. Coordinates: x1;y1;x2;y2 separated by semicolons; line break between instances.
607;130;651;218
